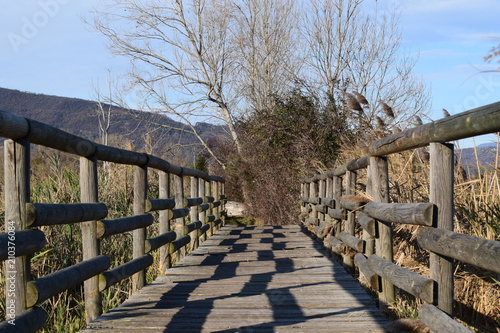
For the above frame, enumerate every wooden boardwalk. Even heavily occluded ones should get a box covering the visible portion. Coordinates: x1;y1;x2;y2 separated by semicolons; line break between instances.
83;225;391;332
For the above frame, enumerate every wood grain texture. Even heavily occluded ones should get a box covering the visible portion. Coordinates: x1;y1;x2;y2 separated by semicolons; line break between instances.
132;165;147;292
368;156;395;310
418;227;500;273
4;138;30;315
83;225;391;333
419;304;472;333
363;202;434;226
367;255;433;303
80;156;102;322
369;101;500;156
429;142;454;315
27;255;110;307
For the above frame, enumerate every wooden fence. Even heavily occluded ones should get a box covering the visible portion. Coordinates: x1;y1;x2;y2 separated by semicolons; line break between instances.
0;110;226;332
301;102;500;333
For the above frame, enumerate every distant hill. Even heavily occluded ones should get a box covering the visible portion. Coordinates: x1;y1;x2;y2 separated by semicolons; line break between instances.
456;145;498;176
0;87;226;163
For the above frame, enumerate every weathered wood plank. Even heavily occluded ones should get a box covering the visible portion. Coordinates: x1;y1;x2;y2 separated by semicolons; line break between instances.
83;225;390;332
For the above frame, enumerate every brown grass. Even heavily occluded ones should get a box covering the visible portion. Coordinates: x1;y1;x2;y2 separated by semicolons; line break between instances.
337;136;500;332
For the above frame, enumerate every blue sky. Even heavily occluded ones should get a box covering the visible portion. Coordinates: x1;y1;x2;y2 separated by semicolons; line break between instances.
0;0;499;146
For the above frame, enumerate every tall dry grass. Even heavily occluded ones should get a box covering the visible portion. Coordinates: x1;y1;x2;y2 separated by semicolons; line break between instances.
0;146;167;332
339;137;499;332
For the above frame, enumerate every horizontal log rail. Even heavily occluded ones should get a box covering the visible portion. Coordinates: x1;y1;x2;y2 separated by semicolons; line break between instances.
99;255;154;291
301;102;500;333
0;307;47;333
417;228;500;273
145;198;176;212
0;229;46;261
367;255;434;303
26;255;111;307
0;109;226;330
26;203;108;227
96;215;154;238
364;202;434;226
145;231;177;253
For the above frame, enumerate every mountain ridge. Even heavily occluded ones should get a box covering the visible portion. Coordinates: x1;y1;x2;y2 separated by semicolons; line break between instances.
0;87;225;163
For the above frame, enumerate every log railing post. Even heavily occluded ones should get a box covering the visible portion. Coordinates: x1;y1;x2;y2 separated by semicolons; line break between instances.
174;172;186;260
309;180;318;225
159;171;171;272
199;177;206;243
332;176;342;237
220;181;226;226
212;180;219;231
318;177;326;225
344;171;357;270
132;164;147;292
4;138;30;316
80;156;101;322
368;156;395;311
206;180;214;237
325;176;333;226
430;142;454;315
364;163;376;257
190;176;199;251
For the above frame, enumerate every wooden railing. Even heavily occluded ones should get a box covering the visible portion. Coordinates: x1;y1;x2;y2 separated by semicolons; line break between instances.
0;110;226;332
301;102;500;333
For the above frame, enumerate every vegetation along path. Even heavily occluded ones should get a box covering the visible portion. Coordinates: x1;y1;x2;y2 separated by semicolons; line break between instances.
83;225;390;332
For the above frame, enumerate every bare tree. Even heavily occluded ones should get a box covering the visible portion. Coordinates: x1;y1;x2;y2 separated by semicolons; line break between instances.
232;0;300;112
92;70;115;147
91;0;240;167
302;0;430;132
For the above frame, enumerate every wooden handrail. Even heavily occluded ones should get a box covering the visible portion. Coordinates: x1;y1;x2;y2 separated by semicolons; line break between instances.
0;109;226;330
301;101;500;333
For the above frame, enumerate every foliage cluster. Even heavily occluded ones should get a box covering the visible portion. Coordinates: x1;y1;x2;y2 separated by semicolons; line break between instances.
223;91;351;225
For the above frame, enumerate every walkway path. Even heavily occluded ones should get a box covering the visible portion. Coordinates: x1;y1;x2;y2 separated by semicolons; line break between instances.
83;225;390;332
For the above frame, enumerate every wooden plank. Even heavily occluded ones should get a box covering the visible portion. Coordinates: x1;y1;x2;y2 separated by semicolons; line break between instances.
84;225;390;332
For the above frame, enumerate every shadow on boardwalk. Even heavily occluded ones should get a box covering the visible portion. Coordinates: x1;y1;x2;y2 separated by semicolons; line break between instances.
84;225;390;332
